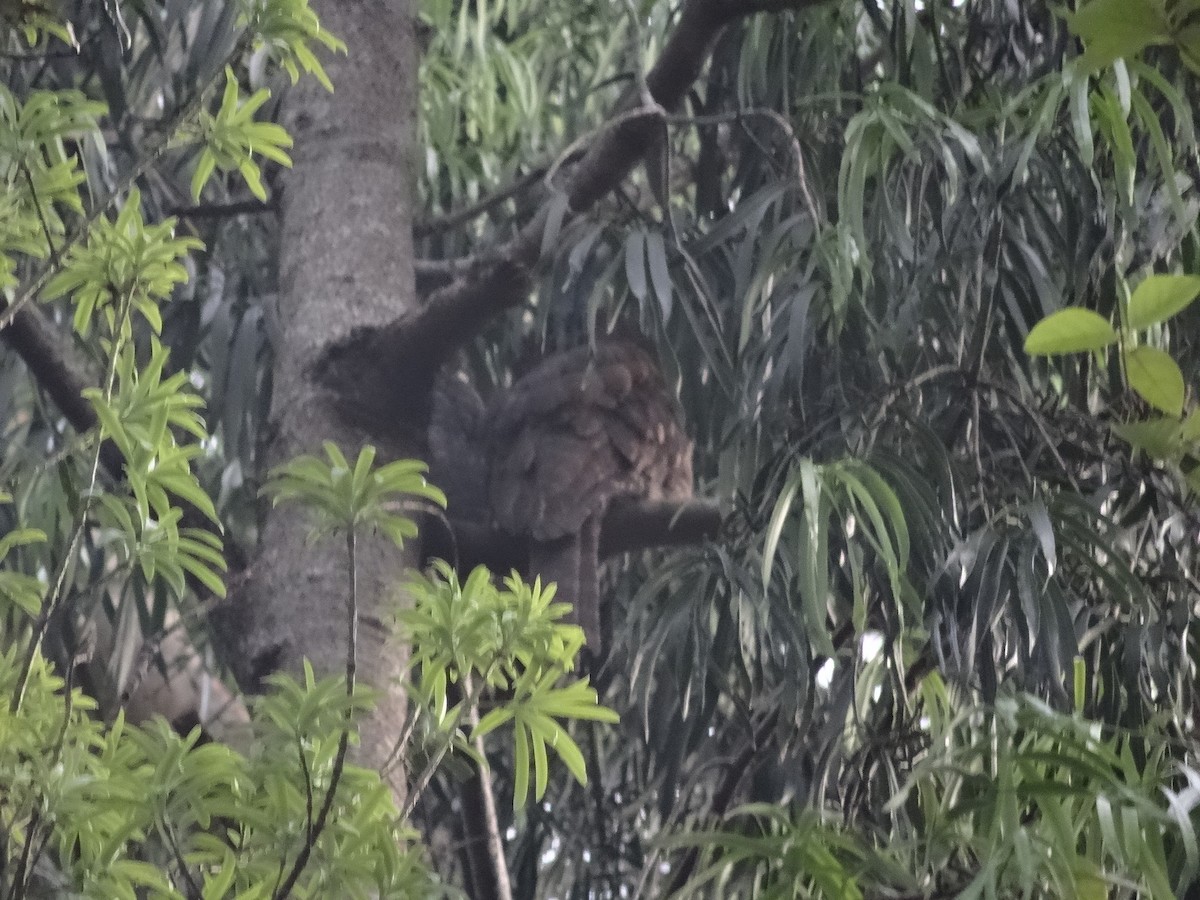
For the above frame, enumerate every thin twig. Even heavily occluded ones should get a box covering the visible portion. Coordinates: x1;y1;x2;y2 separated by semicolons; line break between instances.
415;166;553;238
22;161;59;267
7;806;43;900
161;821;202;899
400;668;493;820
462;701;513;900
10;291;130;715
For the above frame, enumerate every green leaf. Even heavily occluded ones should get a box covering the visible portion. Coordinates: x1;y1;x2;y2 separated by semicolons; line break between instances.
473;706;514;738
202;850;237;899
178;557;226;598
532;720;549;799
1182;409;1200;442
625;229;647;302
1112;417;1182;459
0;572;45;615
646;229;673;320
1124;345;1185;415
1126;274;1200;330
191;149;216;200
238;158;266;200
797;460;834;657
853;464;909;566
1073;656;1086;713
155;470;219;523
1068;0;1167;71
1067;68;1094;165
1024;308;1118;355
0;527;46;558
513;722;530;810
762;471;799;592
546;725;586;786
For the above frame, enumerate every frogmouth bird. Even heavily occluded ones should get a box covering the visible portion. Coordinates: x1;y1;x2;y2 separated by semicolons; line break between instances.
429;340;694;650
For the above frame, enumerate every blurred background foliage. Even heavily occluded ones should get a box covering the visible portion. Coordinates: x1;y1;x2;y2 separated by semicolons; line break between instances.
5;0;1200;896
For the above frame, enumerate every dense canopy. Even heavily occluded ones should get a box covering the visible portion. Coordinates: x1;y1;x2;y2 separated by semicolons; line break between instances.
1;1;1200;897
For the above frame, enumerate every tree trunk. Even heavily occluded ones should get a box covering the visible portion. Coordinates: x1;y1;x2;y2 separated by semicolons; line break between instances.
217;0;422;796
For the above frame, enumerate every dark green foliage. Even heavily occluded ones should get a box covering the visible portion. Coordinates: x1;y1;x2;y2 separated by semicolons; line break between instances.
0;650;434;898
6;0;1200;897
412;1;1200;895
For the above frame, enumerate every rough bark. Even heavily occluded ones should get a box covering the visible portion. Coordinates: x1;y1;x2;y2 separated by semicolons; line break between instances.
214;0;424;792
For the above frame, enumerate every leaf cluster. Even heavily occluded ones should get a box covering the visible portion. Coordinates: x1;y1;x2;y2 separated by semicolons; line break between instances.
0;650;436;899
667;686;1200;899
0;86;102;291
189;69;294;202
401;562;618;810
0;3;454;898
264;442;445;546
1027;274;1200;488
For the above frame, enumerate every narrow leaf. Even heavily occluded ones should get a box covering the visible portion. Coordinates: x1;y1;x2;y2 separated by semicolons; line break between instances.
762;473;800;591
645;229;673;320
625;230;647;302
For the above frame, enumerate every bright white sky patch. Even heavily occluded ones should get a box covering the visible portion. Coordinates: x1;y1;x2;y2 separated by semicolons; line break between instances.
861;630;883;662
816;657;835;689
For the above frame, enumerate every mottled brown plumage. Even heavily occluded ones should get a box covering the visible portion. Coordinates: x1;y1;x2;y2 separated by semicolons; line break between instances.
486;341;693;648
429;341;693;649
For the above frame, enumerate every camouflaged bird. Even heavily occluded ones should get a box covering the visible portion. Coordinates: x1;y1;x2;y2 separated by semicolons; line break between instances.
429;340;694;650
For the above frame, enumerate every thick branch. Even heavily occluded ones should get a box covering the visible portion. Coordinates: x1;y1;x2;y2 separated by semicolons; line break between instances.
2;306;125;477
314;258;528;427
4;306;96;432
370;0;829;384
732;0;822;12
422;498;722;573
600;497;723;556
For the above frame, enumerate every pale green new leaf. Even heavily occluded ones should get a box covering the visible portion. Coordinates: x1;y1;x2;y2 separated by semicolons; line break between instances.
762;470;799;592
1068;0;1167;71
1124;345;1185;415
0;527;46;559
512;721;530;810
191;149;217;200
530;715;550;799
1126;274;1200;330
798;459;834;657
1025;308;1118;355
0;572;45;616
